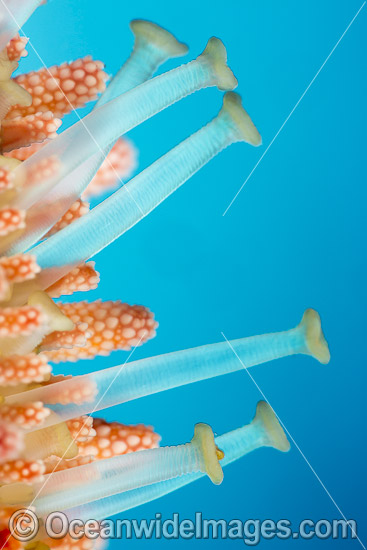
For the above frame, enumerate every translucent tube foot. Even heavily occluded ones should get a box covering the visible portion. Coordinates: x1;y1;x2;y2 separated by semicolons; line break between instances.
130;19;188;59
198;37;237;91
298;308;330;364
192;423;224;485
221;92;262;145
253;401;290;452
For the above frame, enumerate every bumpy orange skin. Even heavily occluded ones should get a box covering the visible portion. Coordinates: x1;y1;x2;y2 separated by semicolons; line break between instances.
0;458;45;484
7;57;108;119
45;418;160;473
45;199;90;238
41;300;157;362
0;167;13;192
6;35;28;62
78;418;160;459
1;111;61;151
83;138;137;199
0;420;23;463
0;254;41;283
0;401;50;429
66;416;96;443
4;140;46;161
0;306;45;337
46;262;100;298
44;453;95;474
0;208;25;237
40;374;97;405
6;138;137;201
0;354;51;386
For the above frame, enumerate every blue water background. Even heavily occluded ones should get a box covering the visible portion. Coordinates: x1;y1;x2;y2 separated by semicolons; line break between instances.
22;0;366;547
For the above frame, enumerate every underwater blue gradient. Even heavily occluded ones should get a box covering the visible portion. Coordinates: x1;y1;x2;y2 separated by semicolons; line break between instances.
21;0;366;547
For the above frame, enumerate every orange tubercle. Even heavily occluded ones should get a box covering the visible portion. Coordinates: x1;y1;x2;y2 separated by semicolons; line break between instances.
6;35;29;62
7;56;108;119
1;111;62;151
0;265;10;301
25;153;60;187
0;420;23;463
0;166;14;192
0;458;45;484
0;253;41;283
0;305;44;337
4;140;47;161
40;374;98;405
0;208;25;237
66;415;96;443
0;401;51;429
46;262;100;298
45;199;90;237
44;419;160;473
83;138;137;199
40;322;87;351
0;354;51;386
44;453;95;474
78;418;160;460
41;300;158;362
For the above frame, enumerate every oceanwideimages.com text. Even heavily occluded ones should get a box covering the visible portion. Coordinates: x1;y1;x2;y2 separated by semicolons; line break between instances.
9;509;359;546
